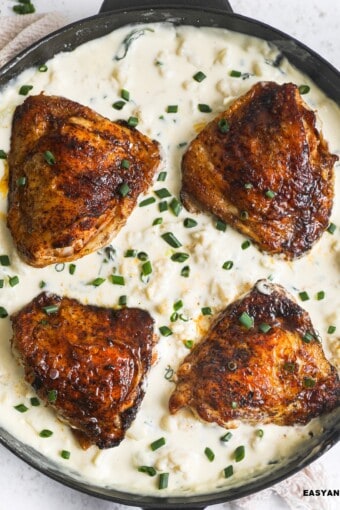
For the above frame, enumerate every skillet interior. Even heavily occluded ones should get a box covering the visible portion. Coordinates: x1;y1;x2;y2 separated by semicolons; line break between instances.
0;5;339;509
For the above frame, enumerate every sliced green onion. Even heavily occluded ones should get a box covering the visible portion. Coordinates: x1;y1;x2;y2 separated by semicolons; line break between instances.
216;219;227;232
230;70;242;77
47;389;57;403
256;429;264;438
19;84;33;95
0;280;3;288
110;275;125;285
184;218;197;228
303;377;316;388
125;249;137;257
327;222;336;234
142;261;152;276
227;361;237;371
121;159;130;169
161;232;182;248
173;300;183;311
159;326;172;337
44;151;56;165
159;201;168;212
169;197;182;216
137;251;148;261
39;429;53;438
118;295;127;306
198;103;212;113
17;176;26;186
283;362;296;372
14;404;28;413
204;447;215;462
244;183;253;190
239;311;254;329
299;291;310;301
61;450;71;460
298;85;310;95
181;265;190;277
166;105;178;113
38;64;48;72
193;71;206;82
328;325;336;334
43;304;59;315
153;217;163;225
39;281;46;289
9;276;19;287
0;255;9;267
157;172;167;182
138;466;156;477
231;401;238;409
178;142;187;148
69;263;76;275
302;331;314;343
158;473;169;490
30;397;40;406
316;291;325;300
121;89;130;101
220;431;232;442
171;252;189;263
170;312;178;322
201;307;212;316
55;263;65;272
234;445;245;462
127;116;139;127
0;150;7;159
259;323;271;333
222;260;233;270
150;437;166;451
218;118;230;134
241;240;251;250
265;189;276;199
0;307;8;318
139;197;156;207
88;277;105;287
240;210;249;220
112;100;126;110
224;465;234;478
118;182;130;197
13;3;35;14
155;188;171;199
183;340;194;349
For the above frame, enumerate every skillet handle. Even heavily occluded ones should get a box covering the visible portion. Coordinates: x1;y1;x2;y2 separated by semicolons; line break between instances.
100;0;233;14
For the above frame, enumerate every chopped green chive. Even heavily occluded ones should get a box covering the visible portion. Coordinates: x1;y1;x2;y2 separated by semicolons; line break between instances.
170;252;189;263
39;429;53;438
169;197;182;216
240;210;249;220
39;281;46;288
161;232;182;248
259;323;271;333
193;71;206;82
181;265;190;277
173;300;183;311
118;295;127;306
38;64;48;72
139;197;156;207
204;447;215;462
234;445;245;462
221;431;233;442
178;142;187;148
303;377;316;388
299;291;310;302
44;151;56;165
201;307;212;316
153;217;163;225
265;189;276;199
142;261;152;276
157;171;167;182
298;85;310;95
69;263;76;275
118;182;130;197
127;116;139;127
138;466;156;477
328;325;336;334
222;260;233;270
14;404;28;413
184;218;198;228
0;256;8;266
0;307;8;318
239;311;254;329
244;183;253;190
125;249;137;258
121;159;130;169
30;397;40;406
19;84;33;95
9;276;19;287
183;340;194;349
283;362;296;373
43;304;58;315
121;89;130;101
0;150;7;159
327;223;336;234
227;361;238;371
61;450;71;459
137;251;148;261
159;326;172;337
47;389;57;403
17;176;26;186
159;201;168;212
216;219;227;232
55;263;65;272
224;465;234;478
0;280;3;288
218;118;230;134
13;3;35;14
241;240;251;250
155;188;171;199
198;103;212;113
256;429;264;438
110;275;125;285
166;105;178;113
150;437;166;451
302;331;314;343
88;277;105;287
316;291;325;300
112;100;126;110
158;473;169;490
230;70;242;77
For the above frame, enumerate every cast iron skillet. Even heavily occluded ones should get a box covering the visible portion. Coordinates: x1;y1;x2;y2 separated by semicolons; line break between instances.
0;1;339;509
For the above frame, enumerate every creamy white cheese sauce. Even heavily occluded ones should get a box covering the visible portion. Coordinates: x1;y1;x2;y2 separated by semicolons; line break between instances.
0;23;339;496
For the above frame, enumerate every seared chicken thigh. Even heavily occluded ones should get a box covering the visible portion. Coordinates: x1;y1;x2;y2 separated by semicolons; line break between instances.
181;82;337;259
7;94;161;267
169;281;340;427
11;292;155;449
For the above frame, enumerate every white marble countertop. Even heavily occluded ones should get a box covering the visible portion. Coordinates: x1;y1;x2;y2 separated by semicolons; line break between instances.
0;1;339;510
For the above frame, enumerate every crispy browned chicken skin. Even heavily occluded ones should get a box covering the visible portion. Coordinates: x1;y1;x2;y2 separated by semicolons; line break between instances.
181;82;338;259
7;94;161;267
169;280;340;427
11;292;155;449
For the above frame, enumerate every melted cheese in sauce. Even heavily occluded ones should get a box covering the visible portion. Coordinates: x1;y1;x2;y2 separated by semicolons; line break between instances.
0;23;339;496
